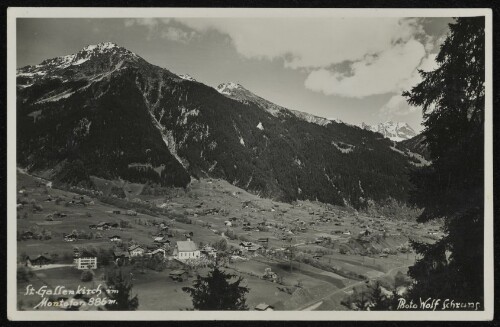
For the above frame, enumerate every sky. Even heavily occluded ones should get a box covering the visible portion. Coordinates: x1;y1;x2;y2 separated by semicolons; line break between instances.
17;17;454;131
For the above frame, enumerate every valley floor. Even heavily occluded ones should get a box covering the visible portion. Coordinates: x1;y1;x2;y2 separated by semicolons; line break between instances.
15;170;442;311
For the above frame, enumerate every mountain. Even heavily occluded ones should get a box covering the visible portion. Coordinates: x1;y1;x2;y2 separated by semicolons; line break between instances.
359;121;417;142
17;42;419;209
397;134;430;160
216;82;331;126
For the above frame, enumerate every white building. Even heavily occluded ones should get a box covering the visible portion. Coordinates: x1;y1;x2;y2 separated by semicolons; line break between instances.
173;240;200;260
128;245;145;257
74;257;97;270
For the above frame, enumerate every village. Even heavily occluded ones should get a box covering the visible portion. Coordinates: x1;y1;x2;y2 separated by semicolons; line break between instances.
16;169;444;311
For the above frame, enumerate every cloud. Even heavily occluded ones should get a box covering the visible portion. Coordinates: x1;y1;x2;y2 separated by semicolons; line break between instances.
170;17;438;98
379;95;416;117
304;39;426;98
378;52;439;118
174;17;424;69
160;27;196;43
124;17;440;100
125;18;196;43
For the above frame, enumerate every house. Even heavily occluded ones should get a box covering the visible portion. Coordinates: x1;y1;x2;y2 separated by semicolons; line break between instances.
224;221;232;227
89;224;97;230
126;210;137;216
248;244;262;253
74;256;97;270
64;234;78;242
148;248;166;259
239;241;254;251
258;238;269;243
96;222;111;230
153;235;165;242
113;250;130;263
240;242;262;253
54;212;67;218
169;269;188;281
26;255;51;267
128;245;145;257
343;230;351;235
173;240;200;260
154;236;171;245
201;245;217;259
254;303;274;311
109;235;121;242
112;210;121;214
21;231;34;240
263;268;278;281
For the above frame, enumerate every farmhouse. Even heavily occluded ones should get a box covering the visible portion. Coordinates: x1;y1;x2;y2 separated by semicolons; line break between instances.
173;240;200;260
240;242;262;253
64;234;78;242
113;250;130;263
109;235;121;242
154;236;171;245
239;242;254;251
21;231;34;240
169;269;188;281
148;248;166;259
153;235;165;242
201;245;217;259
128;245;146;257
96;222;111;230
26;255;51;267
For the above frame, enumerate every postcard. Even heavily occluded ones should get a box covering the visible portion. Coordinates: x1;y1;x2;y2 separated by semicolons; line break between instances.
7;7;494;320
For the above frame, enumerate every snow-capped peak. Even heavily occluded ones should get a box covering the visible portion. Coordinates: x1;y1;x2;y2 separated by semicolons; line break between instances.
359;121;417;141
82;42;119;52
16;41;143;82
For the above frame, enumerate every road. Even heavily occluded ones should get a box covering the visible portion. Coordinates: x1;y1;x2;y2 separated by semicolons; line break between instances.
297;263;411;311
30;264;74;271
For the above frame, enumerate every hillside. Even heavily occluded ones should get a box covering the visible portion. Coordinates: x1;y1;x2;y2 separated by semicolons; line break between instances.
17;42;421;209
397;134;430;160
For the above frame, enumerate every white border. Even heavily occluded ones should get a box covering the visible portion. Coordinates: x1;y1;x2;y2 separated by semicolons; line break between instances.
7;7;494;321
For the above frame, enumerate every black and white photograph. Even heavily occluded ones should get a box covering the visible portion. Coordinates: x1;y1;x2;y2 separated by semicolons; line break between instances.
6;7;493;320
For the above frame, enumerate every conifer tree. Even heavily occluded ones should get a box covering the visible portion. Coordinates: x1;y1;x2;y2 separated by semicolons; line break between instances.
403;17;485;306
182;267;249;310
